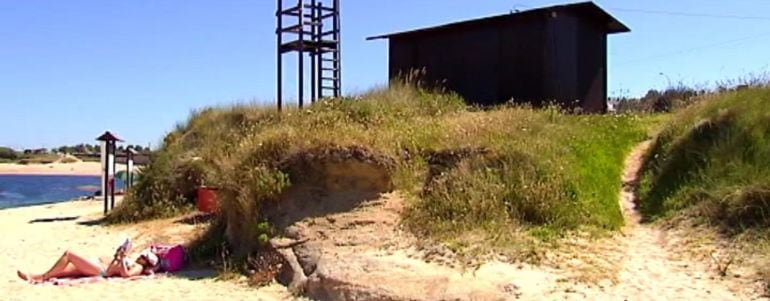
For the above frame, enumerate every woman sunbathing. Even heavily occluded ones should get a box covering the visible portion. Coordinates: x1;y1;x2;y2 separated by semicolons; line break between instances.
16;241;159;282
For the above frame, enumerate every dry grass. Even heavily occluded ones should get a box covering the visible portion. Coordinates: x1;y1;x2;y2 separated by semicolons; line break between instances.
109;84;653;261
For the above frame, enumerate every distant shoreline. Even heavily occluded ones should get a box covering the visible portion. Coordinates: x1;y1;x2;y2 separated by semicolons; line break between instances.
0;162;107;176
0;197;80;211
0;173;98;177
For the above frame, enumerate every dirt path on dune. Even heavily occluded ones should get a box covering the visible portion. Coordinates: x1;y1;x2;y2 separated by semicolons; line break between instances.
269;141;768;300
607;141;752;300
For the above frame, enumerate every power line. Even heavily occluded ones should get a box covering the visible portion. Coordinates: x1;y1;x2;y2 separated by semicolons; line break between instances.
616;31;770;65
609;7;770;21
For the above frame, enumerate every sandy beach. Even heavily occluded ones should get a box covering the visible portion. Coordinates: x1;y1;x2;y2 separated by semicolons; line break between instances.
0;162;134;176
1;143;765;300
0;199;299;301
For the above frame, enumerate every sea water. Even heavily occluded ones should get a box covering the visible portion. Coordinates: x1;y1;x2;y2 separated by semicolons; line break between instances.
0;175;123;209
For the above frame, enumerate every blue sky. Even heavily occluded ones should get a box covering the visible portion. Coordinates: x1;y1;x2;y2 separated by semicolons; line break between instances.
1;0;768;149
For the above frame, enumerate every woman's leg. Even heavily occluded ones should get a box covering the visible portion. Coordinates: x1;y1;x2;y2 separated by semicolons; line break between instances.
40;251;72;277
19;250;102;281
48;250;103;278
42;263;83;279
18;264;83;282
17;251;71;282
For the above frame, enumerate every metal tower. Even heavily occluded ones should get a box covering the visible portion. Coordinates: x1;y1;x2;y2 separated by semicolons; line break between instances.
277;0;342;110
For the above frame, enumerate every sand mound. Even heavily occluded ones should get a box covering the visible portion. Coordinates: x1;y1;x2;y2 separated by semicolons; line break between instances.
265;145;395;229
249;146;521;300
257;142;768;301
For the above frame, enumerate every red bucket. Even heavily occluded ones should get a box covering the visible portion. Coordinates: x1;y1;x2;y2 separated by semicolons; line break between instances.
196;187;219;214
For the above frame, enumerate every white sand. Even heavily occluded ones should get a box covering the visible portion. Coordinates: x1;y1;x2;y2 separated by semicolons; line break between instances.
0;200;298;301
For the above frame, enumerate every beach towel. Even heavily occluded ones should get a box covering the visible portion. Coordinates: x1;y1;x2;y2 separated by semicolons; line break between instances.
32;274;164;286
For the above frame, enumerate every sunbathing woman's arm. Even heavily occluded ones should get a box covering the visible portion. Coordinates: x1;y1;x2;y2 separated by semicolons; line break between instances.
108;250;144;278
118;259;145;278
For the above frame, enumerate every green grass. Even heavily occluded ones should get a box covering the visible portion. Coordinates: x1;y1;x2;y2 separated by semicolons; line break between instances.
109;84;653;258
404;111;650;256
639;86;770;231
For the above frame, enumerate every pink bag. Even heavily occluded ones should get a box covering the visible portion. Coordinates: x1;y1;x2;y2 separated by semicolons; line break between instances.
151;244;186;272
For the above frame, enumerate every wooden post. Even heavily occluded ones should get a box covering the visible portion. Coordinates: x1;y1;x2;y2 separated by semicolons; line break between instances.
298;0;305;108
109;141;116;210
96;131;123;215
317;0;324;99
125;148;136;191
334;0;341;98
277;0;284;111
100;140;107;215
310;0;317;104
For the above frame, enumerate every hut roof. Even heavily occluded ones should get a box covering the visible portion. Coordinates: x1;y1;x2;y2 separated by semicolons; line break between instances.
367;1;629;41
95;131;123;142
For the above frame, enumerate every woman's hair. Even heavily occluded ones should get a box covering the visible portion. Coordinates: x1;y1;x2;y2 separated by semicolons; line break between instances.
137;249;160;272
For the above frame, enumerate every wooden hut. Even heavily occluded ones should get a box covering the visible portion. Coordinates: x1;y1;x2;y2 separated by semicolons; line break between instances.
367;2;630;113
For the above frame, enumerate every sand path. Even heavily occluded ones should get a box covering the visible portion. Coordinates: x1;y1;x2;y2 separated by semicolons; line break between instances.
607;141;745;300
0;200;299;301
485;141;763;300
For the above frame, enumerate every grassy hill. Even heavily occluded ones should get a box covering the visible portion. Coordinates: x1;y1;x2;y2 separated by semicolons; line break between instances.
638;86;770;281
109;84;653;258
639;87;770;228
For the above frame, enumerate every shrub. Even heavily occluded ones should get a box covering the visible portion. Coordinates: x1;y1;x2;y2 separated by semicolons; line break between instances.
639;87;770;232
0;147;18;160
107;149;208;222
407;151;581;234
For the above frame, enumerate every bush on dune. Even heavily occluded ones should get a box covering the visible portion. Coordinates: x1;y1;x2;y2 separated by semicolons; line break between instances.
639;86;770;232
109;84;650;258
0;147;18;160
